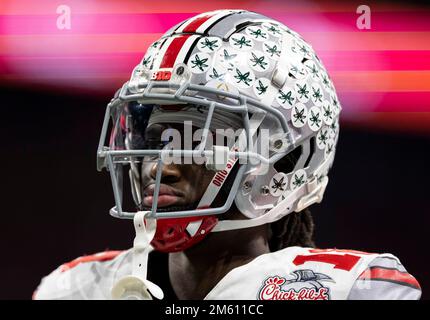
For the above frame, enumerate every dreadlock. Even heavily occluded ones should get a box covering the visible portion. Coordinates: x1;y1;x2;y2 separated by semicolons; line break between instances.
268;208;315;251
267;143;316;251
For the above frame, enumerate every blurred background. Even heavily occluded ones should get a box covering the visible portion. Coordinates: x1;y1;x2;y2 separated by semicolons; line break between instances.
0;0;429;299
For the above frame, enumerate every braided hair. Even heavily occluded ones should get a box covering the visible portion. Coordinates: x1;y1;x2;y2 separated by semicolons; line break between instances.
268;209;315;251
268;146;316;251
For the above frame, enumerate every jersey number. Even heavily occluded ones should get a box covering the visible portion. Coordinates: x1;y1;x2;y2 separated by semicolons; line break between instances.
293;252;361;271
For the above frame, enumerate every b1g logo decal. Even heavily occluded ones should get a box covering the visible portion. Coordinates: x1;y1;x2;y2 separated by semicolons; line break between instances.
257;270;334;300
151;70;172;81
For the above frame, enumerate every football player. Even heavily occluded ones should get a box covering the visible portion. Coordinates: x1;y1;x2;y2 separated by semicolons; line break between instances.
34;10;421;300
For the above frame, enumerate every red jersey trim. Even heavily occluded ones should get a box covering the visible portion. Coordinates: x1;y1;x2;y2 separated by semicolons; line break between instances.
60;250;123;272
358;267;421;290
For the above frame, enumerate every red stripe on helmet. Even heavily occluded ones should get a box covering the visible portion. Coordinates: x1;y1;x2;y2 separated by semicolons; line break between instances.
159;35;191;69
182;14;214;33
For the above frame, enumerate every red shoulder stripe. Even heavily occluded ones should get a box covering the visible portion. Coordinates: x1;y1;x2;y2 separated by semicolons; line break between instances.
358;267;421;290
60;250;123;272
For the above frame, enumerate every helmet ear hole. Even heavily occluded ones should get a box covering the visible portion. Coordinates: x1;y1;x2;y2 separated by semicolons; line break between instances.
273;145;302;175
303;136;316;168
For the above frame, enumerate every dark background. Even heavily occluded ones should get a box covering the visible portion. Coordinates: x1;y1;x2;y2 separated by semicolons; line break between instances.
1;85;428;300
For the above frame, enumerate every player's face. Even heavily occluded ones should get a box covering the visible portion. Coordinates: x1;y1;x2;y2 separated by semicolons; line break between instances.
139;123;215;210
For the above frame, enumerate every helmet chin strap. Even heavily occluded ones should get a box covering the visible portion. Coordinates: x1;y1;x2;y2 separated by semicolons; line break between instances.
111;211;164;300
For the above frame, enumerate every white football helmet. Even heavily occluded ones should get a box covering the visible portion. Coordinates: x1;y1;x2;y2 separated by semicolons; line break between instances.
97;9;341;251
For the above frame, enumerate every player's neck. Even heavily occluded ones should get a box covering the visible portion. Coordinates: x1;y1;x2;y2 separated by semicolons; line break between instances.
168;222;270;300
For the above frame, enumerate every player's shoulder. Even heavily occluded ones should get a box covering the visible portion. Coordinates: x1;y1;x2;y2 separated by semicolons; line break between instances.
269;246;421;300
346;250;421;300
33;250;132;300
206;246;420;300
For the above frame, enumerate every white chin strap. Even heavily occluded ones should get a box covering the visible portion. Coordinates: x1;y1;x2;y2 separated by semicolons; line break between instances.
111;211;164;300
212;151;334;232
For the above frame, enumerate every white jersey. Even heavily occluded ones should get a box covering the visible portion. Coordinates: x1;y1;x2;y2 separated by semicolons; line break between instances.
33;247;421;300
